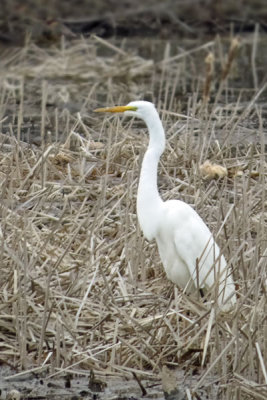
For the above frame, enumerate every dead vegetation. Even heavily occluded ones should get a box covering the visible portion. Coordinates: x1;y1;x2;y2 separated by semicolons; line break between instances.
0;32;266;399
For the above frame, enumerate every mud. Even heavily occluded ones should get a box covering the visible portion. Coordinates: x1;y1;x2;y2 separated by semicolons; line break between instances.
1;0;267;45
0;366;164;400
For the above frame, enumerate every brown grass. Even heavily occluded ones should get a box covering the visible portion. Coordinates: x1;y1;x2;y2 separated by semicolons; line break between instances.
0;33;266;399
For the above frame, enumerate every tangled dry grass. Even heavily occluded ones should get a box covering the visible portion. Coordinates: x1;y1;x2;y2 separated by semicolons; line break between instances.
0;33;266;398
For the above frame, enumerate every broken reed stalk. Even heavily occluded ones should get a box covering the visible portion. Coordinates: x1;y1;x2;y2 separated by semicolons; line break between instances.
212;36;241;109
221;37;240;81
203;52;214;103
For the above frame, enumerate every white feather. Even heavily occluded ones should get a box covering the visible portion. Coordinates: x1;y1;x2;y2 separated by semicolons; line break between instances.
125;101;236;310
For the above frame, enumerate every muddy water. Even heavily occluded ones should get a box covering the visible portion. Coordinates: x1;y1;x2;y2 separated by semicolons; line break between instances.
0;366;165;400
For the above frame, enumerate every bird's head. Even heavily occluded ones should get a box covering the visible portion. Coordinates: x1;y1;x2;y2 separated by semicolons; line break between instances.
94;100;157;122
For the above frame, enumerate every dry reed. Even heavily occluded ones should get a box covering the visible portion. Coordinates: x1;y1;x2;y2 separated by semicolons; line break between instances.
0;34;266;399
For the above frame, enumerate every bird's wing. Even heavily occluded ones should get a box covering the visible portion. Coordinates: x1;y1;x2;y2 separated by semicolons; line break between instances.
166;200;223;289
161;200;236;308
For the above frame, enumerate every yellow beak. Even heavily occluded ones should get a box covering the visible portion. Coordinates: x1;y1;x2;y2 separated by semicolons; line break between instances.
94;105;137;113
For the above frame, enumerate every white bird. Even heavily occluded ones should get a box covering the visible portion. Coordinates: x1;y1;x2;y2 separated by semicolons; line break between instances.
94;101;236;310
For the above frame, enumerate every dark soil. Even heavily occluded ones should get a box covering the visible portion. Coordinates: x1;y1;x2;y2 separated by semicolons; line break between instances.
1;0;267;45
0;366;164;400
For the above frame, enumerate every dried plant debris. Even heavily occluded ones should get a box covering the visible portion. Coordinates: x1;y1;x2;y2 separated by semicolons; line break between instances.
199;160;228;179
0;33;266;400
221;37;240;81
203;52;214;103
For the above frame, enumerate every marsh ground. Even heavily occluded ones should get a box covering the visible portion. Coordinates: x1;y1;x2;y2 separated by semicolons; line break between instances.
0;1;267;399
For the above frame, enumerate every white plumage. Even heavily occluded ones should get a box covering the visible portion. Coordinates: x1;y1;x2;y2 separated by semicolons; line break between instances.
95;101;236;310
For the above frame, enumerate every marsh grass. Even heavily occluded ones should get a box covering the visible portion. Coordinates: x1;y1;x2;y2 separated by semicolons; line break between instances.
0;33;266;398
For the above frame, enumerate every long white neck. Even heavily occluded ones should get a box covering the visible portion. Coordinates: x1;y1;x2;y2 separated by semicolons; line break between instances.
137;111;165;240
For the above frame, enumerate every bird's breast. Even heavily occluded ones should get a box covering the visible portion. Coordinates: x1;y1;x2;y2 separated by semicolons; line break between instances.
155;230;193;290
137;195;164;241
137;208;159;241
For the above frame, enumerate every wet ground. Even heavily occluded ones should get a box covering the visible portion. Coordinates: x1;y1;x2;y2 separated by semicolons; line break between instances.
1;0;267;45
0;364;220;400
0;366;163;400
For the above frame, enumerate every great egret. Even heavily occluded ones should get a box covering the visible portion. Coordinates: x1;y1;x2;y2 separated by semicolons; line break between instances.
94;101;236;310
